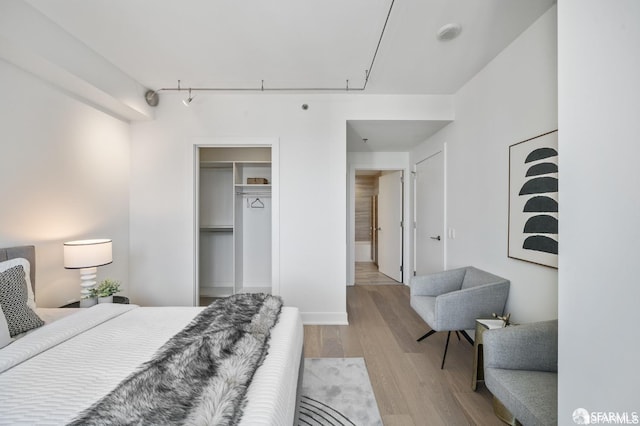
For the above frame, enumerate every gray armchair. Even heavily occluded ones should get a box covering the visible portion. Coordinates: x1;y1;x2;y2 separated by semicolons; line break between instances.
483;320;558;426
410;266;510;368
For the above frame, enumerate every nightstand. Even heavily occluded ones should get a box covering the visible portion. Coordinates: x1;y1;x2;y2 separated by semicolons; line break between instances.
471;318;504;391
60;295;130;308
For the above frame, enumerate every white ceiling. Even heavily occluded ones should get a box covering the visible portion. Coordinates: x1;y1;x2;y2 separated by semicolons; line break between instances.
347;120;451;152
25;0;555;150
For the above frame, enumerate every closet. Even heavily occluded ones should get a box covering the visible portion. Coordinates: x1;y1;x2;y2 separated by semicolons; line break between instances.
198;147;272;301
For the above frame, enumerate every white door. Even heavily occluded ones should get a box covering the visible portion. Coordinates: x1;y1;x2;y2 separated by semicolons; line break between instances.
378;171;403;282
414;152;445;275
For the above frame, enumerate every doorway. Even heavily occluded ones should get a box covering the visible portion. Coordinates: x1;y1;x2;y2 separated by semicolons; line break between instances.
354;169;403;285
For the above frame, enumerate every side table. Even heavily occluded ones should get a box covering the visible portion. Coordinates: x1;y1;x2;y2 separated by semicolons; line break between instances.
471;318;504;391
60;295;130;308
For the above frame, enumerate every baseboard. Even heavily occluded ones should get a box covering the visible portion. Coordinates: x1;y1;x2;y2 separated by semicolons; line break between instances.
301;311;349;325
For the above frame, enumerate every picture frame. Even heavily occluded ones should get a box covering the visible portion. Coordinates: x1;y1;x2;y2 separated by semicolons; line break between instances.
508;130;558;268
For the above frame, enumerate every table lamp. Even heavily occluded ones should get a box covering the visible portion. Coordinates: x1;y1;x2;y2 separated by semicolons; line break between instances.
64;239;112;307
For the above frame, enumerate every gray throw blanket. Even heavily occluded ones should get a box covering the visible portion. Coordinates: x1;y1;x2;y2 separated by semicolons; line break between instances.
69;293;283;426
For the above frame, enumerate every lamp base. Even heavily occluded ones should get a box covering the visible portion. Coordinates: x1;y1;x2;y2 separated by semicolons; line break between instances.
79;267;98;299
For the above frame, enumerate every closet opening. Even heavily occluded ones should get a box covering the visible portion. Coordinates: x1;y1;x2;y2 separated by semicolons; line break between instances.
195;146;274;306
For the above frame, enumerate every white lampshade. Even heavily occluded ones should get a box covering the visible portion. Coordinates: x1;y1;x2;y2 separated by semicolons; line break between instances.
64;239;113;269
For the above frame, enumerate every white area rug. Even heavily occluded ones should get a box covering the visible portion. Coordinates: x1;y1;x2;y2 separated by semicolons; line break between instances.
299;357;382;426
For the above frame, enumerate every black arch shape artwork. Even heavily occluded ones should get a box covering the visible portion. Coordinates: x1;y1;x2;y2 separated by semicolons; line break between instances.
519;177;558;195
523;235;558;254
524;215;558;234
523;196;558;213
526;162;558;177
525;147;558;163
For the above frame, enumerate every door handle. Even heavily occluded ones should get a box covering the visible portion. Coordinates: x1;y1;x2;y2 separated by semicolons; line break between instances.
430;235;441;241
377;227;382;231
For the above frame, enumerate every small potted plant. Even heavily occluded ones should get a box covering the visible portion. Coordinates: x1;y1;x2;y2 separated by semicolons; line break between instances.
91;279;121;304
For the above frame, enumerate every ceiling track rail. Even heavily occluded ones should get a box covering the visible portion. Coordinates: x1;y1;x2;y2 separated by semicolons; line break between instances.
145;0;395;105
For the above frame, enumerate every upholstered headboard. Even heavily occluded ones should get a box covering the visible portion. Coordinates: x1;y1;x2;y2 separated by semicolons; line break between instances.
0;245;36;294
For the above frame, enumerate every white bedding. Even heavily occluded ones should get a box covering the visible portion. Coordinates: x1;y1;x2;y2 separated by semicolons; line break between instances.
35;307;83;325
7;308;81;345
0;303;303;425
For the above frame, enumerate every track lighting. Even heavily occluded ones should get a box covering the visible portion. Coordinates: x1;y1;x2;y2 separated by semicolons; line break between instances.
182;88;194;107
143;0;397;107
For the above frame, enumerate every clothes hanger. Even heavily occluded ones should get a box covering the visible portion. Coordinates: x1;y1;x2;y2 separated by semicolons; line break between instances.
251;198;265;208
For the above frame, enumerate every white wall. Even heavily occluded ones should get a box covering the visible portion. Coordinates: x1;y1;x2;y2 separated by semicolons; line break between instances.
130;94;453;324
0;59;130;307
355;242;372;262
558;0;640;419
410;7;558;323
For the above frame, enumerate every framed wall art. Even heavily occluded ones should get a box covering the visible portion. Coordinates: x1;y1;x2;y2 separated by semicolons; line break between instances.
508;130;558;268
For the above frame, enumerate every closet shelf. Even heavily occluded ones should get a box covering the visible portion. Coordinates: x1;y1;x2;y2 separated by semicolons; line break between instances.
200;161;234;169
234;184;271;187
200;225;233;232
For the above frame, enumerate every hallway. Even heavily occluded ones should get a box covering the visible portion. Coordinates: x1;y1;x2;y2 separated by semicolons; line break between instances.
355;262;402;285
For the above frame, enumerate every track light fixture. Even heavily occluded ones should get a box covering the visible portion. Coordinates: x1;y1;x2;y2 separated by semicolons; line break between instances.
144;89;159;106
182;88;194;107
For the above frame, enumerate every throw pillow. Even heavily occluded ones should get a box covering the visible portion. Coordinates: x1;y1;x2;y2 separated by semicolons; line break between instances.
0;265;44;337
0;305;11;348
0;258;36;310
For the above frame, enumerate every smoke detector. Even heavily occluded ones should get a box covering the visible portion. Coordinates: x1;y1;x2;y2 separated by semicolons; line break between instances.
437;23;462;41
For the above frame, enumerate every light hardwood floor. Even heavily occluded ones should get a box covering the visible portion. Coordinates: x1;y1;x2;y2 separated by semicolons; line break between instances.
355;262;402;285
303;285;502;426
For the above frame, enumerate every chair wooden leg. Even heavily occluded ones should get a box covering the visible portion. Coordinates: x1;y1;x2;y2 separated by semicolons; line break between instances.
417;329;436;342
441;331;452;369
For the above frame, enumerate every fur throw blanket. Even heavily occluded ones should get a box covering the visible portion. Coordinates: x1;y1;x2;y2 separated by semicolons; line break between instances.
69;293;283;426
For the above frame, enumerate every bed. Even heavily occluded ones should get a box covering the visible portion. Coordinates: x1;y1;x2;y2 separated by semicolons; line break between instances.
0;245;304;425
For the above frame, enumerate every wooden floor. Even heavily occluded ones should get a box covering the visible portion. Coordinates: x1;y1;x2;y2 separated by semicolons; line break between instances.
303;285;502;426
355;262;402;285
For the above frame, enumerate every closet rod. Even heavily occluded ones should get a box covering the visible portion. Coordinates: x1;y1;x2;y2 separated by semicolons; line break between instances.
236;192;272;197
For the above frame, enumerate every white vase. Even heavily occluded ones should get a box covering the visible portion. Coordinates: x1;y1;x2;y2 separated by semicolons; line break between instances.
98;295;113;304
80;297;98;308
